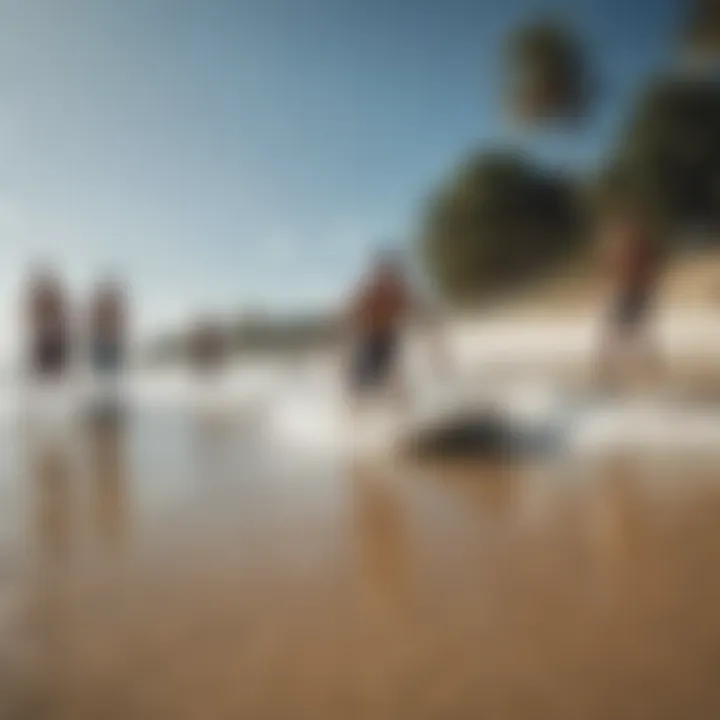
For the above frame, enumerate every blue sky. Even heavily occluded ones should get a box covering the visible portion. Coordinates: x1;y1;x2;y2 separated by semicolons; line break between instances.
0;0;680;350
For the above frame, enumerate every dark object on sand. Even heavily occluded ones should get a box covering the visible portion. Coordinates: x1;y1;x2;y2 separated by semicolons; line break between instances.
401;407;563;461
402;409;515;460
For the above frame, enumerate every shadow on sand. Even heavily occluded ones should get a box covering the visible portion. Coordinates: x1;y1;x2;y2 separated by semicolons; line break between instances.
400;408;565;462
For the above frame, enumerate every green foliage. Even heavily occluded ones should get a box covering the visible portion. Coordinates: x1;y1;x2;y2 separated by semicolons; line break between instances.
505;19;594;125
681;0;720;58
420;151;584;304
608;77;720;234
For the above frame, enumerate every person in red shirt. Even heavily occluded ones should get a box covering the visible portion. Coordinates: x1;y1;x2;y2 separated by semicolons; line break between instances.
596;208;665;389
345;251;413;400
26;266;70;379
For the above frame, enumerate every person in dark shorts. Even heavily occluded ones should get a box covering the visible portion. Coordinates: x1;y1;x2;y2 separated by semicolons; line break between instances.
346;252;411;400
90;278;126;376
26;267;70;380
596;209;664;389
352;330;399;391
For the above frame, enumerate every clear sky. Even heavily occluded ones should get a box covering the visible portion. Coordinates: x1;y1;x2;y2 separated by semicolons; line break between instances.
0;0;680;353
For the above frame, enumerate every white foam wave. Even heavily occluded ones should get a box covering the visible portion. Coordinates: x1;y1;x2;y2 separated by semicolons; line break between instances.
265;369;720;459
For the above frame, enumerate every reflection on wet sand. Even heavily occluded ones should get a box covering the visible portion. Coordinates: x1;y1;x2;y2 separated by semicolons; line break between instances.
20;412;133;719
350;462;411;615
32;443;73;571
5;402;720;718
583;457;640;601
88;417;129;554
26;439;74;720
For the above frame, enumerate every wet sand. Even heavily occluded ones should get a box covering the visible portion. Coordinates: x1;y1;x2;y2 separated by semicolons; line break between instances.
2;384;720;719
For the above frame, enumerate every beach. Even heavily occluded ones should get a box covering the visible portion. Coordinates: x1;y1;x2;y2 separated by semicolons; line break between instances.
4;0;719;713
1;313;720;718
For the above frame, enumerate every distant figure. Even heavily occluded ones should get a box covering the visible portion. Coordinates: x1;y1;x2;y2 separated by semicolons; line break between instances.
90;277;126;377
87;277;127;422
26;267;70;380
189;316;225;375
596;209;665;390
345;251;413;405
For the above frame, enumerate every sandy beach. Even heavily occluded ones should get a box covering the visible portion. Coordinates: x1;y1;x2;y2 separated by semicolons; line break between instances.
0;310;718;719
5;0;720;712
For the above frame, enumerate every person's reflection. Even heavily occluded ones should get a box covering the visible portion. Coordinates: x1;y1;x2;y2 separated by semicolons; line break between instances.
28;441;73;719
350;461;411;616
87;416;129;555
33;443;73;571
192;415;229;490
586;456;640;602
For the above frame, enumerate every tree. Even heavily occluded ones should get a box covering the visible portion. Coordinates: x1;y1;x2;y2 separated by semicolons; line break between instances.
505;19;594;125
681;0;720;64
420;151;584;304
607;77;720;237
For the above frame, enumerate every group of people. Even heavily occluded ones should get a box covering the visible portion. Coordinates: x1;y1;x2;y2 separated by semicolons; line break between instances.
23;203;663;402
24;269;228;382
25;267;126;381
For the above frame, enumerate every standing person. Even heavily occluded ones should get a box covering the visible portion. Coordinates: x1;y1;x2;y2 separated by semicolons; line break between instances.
345;251;414;407
88;277;127;421
89;277;126;377
595;207;665;391
26;266;70;381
